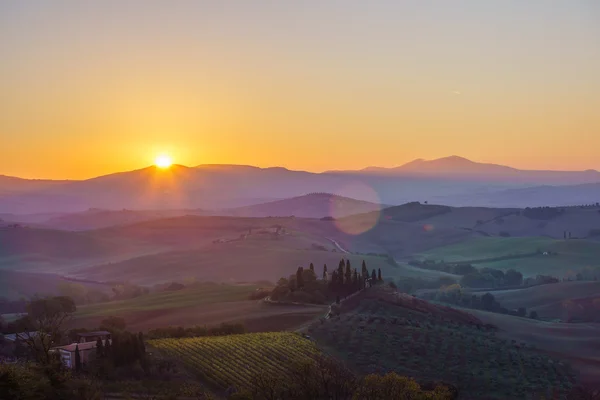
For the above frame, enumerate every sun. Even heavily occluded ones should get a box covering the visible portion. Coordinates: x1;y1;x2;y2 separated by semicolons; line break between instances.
155;155;173;169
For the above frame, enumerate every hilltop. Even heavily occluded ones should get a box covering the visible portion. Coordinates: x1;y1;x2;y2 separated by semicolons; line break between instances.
221;193;384;218
3;156;600;214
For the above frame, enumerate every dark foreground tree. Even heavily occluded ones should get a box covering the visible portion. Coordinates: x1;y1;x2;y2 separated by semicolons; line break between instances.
16;296;76;365
75;345;81;373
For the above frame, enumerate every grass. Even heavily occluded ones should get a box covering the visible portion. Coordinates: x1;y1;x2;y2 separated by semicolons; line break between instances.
416;237;600;277
75;283;260;318
471;281;600;320
71;283;326;332
75;233;405;286
308;288;576;399
149;332;320;390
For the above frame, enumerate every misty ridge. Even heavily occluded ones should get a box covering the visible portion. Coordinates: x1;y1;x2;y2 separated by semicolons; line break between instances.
2;156;600;215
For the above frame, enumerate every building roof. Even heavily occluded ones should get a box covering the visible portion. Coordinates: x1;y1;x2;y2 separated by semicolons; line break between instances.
3;332;39;342
55;339;109;353
77;331;111;337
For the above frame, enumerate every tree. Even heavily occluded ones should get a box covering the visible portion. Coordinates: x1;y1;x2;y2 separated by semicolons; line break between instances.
505;269;523;286
481;292;495;311
323;264;328;281
371;269;377;282
517;307;527;317
345;262;352;288
100;316;126;331
309;263;315;273
378;268;382;282
296;267;304;289
75;344;82;372
529;310;538;319
96;337;104;358
17;296;76;365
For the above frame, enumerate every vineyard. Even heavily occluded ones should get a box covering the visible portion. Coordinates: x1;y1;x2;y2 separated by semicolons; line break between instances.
309;294;577;399
149;332;320;390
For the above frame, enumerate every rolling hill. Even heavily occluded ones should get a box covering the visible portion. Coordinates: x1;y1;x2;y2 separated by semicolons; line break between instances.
220;193;385;218
3;157;600;214
471;281;600;321
416;236;600;278
308;286;577;398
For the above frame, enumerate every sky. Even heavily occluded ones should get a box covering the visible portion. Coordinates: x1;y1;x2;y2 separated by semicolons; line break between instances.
1;1;599;179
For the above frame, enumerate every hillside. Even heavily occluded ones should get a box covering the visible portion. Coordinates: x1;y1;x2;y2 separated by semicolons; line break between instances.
71;283;325;332
417;236;600;278
472;281;600;321
4;158;600;214
0;270;111;301
308;287;576;398
464;308;600;386
39;208;206;231
0;226;160;273
221;193;384;218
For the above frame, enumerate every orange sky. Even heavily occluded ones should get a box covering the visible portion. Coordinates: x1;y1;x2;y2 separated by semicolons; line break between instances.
1;2;599;179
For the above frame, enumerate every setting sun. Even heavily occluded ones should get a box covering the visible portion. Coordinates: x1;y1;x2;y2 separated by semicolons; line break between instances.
155;155;173;169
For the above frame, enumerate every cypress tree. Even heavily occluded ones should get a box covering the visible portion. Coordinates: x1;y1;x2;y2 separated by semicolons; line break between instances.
138;332;146;356
345;262;352;288
353;269;359;290
323;264;328;281
361;260;368;279
96;337;105;358
296;267;304;288
337;260;345;285
371;269;377;282
309;263;315;273
378;268;382;281
75;344;81;372
104;336;112;359
330;270;338;290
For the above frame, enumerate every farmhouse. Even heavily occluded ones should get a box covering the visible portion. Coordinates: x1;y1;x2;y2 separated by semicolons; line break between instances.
53;331;111;369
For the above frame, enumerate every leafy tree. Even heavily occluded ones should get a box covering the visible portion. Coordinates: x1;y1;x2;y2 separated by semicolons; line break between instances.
96;337;104;358
296;267;305;289
100;316;126;331
17;296;76;365
505;269;523;286
75;344;81;373
481;292;495;311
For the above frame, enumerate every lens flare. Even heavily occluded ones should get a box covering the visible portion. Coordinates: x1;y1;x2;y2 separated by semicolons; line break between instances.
332;182;381;235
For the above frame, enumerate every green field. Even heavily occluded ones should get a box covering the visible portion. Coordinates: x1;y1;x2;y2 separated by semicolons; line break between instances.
149;332;320;390
309;289;576;399
416;237;556;262
75;283;260;318
416;237;600;277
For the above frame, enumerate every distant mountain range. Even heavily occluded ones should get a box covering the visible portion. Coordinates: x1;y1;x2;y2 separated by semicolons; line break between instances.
1;156;599;214
333;156;600;184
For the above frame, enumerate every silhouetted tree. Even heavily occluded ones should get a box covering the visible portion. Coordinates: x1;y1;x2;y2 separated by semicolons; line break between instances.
378;268;382;282
505;269;523;286
529;310;538;319
517;307;527;317
345;262;352;289
96;337;104;358
309;263;315;273
371;269;377;282
323;264;328;281
482;292;495;311
75;345;81;373
296;267;304;289
361;260;368;280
